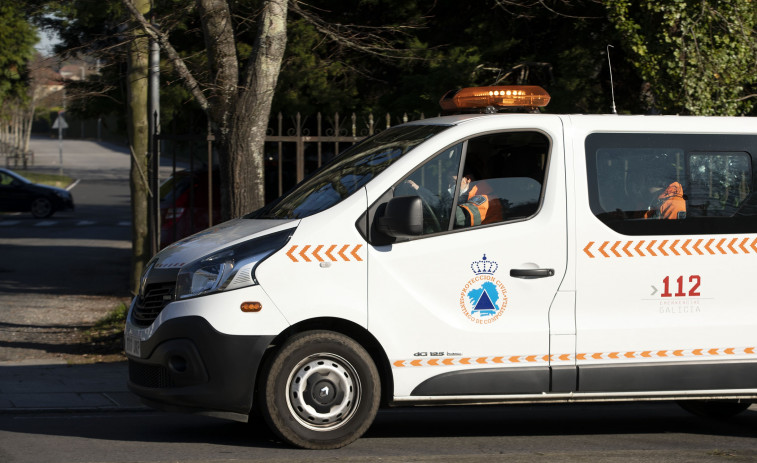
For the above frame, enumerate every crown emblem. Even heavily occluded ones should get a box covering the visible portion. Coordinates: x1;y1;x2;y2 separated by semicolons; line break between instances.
471;254;498;275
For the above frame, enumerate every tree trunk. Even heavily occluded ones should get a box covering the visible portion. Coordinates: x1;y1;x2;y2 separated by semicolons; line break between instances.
126;0;151;294
221;0;288;218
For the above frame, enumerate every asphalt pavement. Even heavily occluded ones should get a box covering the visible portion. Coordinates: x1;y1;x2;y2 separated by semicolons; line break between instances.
1;136;145;414
0;360;144;413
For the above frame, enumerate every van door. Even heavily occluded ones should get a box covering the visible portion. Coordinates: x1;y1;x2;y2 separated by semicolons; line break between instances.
576;131;757;393
367;120;568;399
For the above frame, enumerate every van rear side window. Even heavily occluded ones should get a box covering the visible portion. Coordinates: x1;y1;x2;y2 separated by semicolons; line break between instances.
586;133;757;235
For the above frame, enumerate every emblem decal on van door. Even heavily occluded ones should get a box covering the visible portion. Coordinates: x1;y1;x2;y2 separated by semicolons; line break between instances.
459;255;508;324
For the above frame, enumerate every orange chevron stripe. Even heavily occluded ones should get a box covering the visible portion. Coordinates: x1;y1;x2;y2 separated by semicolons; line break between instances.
325;244;338;261
338;244;350;261
312;244;324;262
635;240;645;257
716;238;727;254
622;241;634;257
693;239;704;255
646;240;657;257
584;241;595;258
728;238;739;254
351;244;363;261
610;241;622;257
299;245;312;262
658;240;669;257
705;238;716;255
669;239;680;256
598;241;610;258
681;239;692;256
391;346;757;368
752;238;757;253
740;238;750;254
286;245;299;262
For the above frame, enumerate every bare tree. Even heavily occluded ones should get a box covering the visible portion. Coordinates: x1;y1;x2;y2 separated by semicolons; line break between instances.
122;0;288;219
120;0;419;220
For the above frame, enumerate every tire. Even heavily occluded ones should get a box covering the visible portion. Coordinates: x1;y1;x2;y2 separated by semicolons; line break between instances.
677;400;751;418
30;197;54;218
258;330;380;449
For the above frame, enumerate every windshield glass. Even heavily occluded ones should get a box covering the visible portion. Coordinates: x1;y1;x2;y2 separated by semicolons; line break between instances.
250;124;449;219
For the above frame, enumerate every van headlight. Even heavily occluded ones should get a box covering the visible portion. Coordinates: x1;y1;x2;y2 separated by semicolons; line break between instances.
175;229;292;300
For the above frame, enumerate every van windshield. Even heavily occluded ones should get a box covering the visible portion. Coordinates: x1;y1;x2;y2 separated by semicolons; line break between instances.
249;124;448;219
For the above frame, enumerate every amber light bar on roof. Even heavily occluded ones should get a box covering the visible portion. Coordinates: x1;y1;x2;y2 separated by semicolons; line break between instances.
439;85;551;112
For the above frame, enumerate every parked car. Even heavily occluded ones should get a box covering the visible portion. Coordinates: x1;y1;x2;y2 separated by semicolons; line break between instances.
0;168;74;218
160;168;221;248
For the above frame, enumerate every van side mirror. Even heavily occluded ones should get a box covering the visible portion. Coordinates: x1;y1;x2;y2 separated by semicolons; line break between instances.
376;196;423;238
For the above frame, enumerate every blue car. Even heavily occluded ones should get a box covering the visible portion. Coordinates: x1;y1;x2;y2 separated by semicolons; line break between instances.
0;168;74;218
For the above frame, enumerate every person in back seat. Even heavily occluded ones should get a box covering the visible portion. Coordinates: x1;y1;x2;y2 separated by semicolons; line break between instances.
645;181;686;219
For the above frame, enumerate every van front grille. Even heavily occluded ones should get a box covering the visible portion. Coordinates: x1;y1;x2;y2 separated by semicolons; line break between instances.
132;282;175;326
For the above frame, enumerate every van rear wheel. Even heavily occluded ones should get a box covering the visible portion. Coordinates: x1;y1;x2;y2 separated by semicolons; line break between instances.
677;400;751;418
258;331;380;449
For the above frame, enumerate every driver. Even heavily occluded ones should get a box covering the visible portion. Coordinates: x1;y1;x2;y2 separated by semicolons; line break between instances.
405;170;502;228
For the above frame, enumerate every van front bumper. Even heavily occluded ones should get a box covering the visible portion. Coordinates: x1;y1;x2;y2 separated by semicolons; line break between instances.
126;316;274;421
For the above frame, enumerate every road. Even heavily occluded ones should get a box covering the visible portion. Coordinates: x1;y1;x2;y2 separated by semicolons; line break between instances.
1;403;757;462
0;136;132;297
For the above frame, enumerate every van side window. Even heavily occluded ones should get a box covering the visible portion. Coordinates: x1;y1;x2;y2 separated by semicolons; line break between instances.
688;152;752;217
394;131;550;235
586;133;757;235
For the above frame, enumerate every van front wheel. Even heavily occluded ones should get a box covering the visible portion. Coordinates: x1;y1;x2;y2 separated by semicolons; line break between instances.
258;331;380;449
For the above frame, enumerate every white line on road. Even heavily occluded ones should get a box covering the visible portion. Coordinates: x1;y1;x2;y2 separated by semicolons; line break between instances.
34;221;57;226
0;221;21;226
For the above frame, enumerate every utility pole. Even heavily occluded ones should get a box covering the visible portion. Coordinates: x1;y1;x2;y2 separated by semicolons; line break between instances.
147;1;160;255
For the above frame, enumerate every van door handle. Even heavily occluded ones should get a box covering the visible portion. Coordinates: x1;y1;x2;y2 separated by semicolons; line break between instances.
510;268;555;278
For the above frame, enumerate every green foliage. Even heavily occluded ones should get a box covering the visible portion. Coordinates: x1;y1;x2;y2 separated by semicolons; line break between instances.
607;0;757;115
0;2;38;103
14;170;73;188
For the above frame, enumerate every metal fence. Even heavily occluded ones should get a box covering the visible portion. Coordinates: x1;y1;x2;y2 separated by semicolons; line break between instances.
153;111;425;249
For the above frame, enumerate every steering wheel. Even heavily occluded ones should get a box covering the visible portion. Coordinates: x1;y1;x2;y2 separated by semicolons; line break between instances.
420;197;442;233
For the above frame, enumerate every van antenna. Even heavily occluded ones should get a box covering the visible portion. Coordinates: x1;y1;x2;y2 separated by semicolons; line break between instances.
607;44;618;114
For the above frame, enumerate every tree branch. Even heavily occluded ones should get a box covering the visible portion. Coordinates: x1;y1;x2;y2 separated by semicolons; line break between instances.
120;0;209;111
290;0;423;61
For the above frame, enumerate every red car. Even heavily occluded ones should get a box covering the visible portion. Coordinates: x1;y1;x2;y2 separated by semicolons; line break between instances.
160;169;221;248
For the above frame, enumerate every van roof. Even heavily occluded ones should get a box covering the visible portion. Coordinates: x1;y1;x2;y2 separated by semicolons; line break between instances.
405;113;757;134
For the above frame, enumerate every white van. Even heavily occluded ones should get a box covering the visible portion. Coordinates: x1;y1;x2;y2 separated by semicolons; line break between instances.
125;86;757;449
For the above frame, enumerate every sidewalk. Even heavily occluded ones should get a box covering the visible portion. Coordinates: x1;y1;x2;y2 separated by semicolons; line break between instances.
0;361;147;413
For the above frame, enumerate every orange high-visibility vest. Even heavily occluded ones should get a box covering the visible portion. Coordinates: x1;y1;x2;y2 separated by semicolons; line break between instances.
458;183;504;226
644;181;686;220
